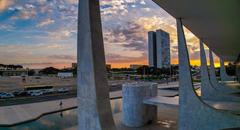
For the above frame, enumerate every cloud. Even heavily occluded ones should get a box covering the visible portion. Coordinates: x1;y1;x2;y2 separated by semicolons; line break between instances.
103;22;146;49
0;0;13;12
65;0;78;5
122;41;146;51
36;0;47;4
0;0;207;68
106;53;147;63
100;0;130;16
0;24;13;30
10;6;36;20
45;43;63;49
47;28;75;40
37;18;55;27
0;42;76;68
18;10;36;19
25;4;35;9
48;55;76;60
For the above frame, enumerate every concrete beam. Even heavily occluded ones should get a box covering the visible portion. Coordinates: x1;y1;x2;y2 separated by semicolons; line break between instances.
177;18;240;130
77;0;116;130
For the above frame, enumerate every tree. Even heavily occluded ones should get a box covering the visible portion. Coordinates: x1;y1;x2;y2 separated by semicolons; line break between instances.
137;66;150;75
28;69;35;76
0;64;23;70
39;67;60;75
226;63;236;76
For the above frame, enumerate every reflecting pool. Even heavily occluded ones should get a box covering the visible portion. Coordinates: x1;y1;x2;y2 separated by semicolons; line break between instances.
0;99;122;130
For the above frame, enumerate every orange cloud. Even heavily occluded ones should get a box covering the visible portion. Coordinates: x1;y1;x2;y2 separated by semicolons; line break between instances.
37;18;55;27
0;0;13;12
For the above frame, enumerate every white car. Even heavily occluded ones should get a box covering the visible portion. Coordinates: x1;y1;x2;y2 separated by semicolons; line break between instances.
0;92;15;98
27;90;43;96
57;88;69;93
42;89;55;94
30;91;43;96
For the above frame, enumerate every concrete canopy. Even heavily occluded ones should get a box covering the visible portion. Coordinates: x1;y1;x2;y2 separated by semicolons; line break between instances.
153;0;240;61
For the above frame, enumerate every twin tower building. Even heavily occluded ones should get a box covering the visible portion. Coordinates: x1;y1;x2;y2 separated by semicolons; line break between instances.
148;29;171;69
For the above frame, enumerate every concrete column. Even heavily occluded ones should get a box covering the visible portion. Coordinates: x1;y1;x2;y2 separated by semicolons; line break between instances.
77;1;116;130
209;50;238;93
200;40;216;99
209;50;219;84
122;82;157;127
220;58;233;81
199;41;240;101
177;18;240;130
177;18;200;130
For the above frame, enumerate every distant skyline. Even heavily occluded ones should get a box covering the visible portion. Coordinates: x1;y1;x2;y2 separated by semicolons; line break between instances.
0;0;221;69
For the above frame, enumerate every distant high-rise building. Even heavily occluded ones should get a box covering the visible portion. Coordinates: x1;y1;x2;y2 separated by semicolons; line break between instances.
148;29;170;68
148;31;157;68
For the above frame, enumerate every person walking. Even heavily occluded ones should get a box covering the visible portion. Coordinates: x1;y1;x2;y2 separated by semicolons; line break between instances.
59;101;63;109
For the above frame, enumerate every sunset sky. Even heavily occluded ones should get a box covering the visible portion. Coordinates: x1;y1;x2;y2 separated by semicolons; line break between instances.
0;0;220;69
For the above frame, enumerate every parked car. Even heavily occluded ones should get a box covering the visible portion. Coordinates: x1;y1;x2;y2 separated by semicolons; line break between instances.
0;92;15;98
30;91;43;96
57;88;69;93
42;89;55;94
13;90;27;96
27;90;42;96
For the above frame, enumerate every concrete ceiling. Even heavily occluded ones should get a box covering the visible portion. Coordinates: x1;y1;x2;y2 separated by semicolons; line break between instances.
153;0;240;61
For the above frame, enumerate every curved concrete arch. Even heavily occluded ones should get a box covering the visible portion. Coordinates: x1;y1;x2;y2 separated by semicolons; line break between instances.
200;41;240;102
209;50;239;94
177;18;240;130
77;1;116;130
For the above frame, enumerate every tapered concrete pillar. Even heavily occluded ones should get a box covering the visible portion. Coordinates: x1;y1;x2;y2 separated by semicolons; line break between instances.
209;50;238;93
77;1;116;130
220;58;233;81
177;18;240;130
200;40;216;99
209;50;220;84
200;41;240;101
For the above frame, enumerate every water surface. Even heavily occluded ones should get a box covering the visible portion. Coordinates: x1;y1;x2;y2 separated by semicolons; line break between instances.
0;99;122;130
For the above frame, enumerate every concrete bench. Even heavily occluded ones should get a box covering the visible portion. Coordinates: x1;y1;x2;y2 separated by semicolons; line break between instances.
143;96;178;107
